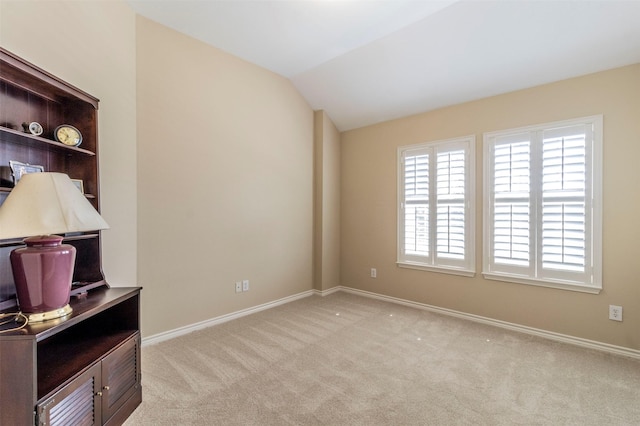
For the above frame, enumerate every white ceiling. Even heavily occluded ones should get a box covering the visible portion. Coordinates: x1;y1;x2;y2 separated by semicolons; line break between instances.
128;0;640;131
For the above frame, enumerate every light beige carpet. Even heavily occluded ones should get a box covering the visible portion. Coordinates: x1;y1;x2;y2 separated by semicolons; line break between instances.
124;292;640;425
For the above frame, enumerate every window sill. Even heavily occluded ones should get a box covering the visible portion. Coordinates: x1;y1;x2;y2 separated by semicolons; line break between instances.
397;261;475;277
482;272;602;294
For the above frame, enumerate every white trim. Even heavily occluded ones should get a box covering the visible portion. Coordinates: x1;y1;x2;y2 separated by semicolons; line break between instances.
141;290;315;347
482;115;603;140
397;261;475;277
482;271;601;294
313;286;342;297
141;285;639;360
338;286;640;360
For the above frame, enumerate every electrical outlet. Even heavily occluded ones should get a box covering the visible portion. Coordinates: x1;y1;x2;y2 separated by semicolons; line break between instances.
242;280;250;292
235;282;242;293
609;305;623;322
370;268;377;278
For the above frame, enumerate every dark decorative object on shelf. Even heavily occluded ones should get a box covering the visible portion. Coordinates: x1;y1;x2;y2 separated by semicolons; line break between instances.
22;121;43;136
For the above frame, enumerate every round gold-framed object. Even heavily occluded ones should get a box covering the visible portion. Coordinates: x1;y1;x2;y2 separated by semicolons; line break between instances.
54;124;82;147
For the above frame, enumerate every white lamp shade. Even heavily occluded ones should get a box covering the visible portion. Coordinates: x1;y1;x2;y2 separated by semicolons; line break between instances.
0;172;109;240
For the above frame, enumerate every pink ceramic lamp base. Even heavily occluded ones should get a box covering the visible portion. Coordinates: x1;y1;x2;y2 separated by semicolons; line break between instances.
10;235;75;322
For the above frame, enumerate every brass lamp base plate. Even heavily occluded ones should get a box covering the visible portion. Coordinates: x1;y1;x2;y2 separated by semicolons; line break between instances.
25;304;73;323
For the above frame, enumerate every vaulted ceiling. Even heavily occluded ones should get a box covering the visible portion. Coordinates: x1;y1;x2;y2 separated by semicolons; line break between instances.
128;0;640;131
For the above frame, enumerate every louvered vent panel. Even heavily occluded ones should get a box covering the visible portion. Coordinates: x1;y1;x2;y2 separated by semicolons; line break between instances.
106;341;138;409
49;377;95;426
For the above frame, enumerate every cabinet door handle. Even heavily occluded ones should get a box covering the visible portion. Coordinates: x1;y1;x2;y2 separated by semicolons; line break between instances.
96;391;103;397
103;386;110;391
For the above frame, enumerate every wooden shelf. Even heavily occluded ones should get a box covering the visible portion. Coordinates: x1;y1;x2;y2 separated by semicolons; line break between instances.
1;186;96;200
0;287;137;338
0;126;95;156
0;232;100;248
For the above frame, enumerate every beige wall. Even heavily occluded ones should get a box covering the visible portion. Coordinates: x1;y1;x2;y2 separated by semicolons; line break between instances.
313;111;341;292
136;17;314;337
1;2;315;339
0;0;138;287
341;64;640;350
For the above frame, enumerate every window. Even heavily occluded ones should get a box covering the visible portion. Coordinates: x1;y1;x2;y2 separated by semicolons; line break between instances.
398;136;475;276
483;116;603;293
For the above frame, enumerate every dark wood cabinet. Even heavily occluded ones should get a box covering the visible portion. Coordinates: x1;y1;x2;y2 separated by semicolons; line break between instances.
35;332;142;426
1;287;142;425
0;48;142;425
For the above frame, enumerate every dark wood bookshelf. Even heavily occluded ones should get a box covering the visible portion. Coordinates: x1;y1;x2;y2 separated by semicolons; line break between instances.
0;47;142;425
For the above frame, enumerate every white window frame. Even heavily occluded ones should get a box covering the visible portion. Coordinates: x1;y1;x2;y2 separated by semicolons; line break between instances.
397;135;476;276
483;115;603;293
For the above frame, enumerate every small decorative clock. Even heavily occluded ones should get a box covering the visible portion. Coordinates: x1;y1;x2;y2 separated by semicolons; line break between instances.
54;124;83;147
22;121;43;136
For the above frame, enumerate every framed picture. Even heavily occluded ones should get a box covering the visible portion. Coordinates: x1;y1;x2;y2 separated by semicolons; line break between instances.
9;160;44;184
71;179;84;194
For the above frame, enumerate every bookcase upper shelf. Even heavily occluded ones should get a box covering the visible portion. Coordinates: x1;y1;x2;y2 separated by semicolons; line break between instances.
0;126;96;156
0;46;105;307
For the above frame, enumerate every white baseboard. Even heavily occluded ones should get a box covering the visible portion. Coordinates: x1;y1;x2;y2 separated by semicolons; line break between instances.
142;285;640;360
339;286;640;360
313;286;342;296
142;290;315;347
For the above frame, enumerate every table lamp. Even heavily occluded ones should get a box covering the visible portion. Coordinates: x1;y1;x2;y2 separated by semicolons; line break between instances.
0;172;109;322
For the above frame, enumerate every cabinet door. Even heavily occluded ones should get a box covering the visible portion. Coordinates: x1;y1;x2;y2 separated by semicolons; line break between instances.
100;334;141;424
36;363;102;426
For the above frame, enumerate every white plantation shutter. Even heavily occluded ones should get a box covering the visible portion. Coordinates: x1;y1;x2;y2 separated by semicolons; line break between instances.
493;135;531;269
484;116;602;292
436;150;466;260
541;125;588;275
403;151;429;257
398;137;475;275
